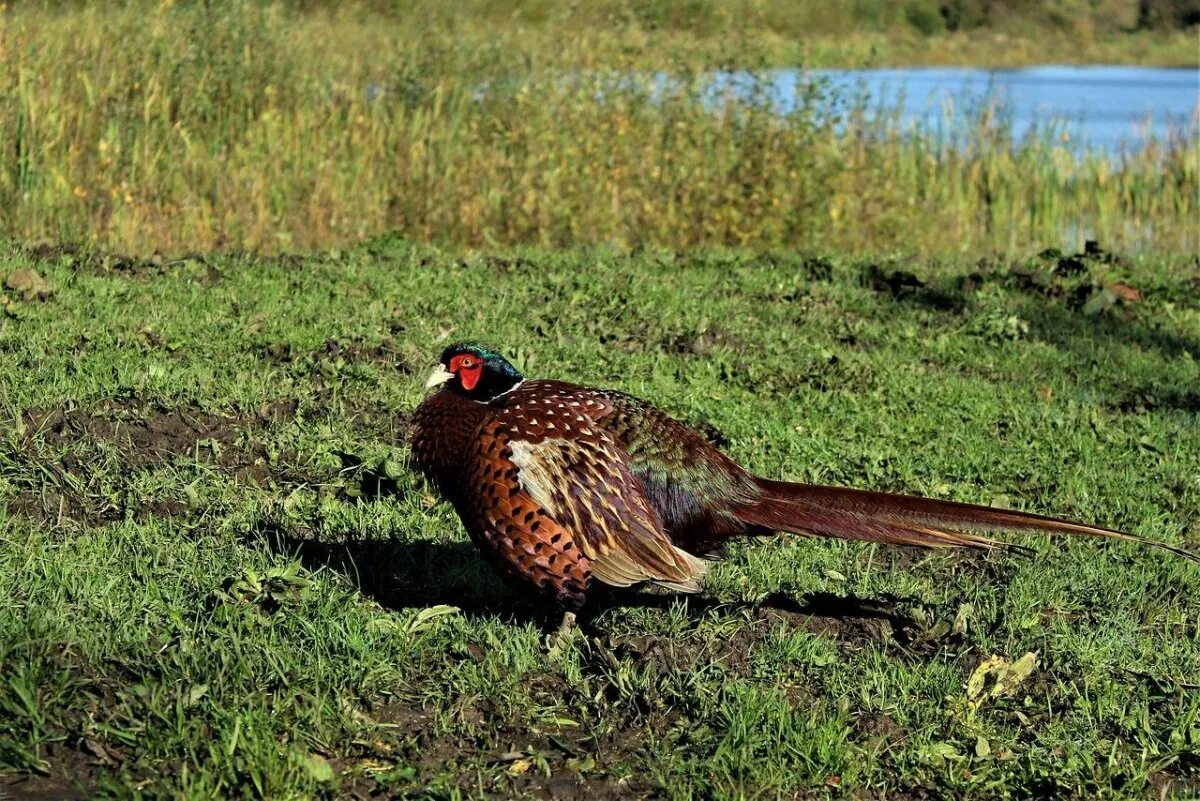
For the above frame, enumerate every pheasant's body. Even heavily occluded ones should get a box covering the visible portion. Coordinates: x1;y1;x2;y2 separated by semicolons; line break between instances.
412;380;719;608
411;344;1198;612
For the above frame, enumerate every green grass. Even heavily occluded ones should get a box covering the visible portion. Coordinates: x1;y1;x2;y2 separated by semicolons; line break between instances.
1;238;1198;799
1;1;1196;256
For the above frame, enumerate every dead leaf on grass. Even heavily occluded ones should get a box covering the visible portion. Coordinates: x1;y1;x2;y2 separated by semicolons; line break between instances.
965;651;1039;710
1108;283;1142;302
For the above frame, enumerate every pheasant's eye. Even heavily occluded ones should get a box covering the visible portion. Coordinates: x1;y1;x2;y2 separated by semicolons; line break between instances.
460;357;477;368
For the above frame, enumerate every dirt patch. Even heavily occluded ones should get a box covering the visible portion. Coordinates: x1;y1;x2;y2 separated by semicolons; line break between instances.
0;742;97;801
21;242;167;279
335;403;412;446
9;399;314;525
260;336;418;374
20;399;300;471
0;645;131;801
752;591;918;654
477;694;665;801
861;263;968;312
6;484;162;528
753;587;988;663
482;255;540;274
1149;760;1200;799
24;403;231;467
661;324;746;357
340;692;657;800
853;712;909;754
6;489;113;528
19;242;227;284
749;252;835;283
500;770;652;801
582;585;962;659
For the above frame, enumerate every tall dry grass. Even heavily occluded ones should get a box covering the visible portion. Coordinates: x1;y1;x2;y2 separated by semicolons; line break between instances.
0;2;1195;255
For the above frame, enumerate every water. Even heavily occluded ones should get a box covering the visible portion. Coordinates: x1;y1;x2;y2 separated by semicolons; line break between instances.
706;66;1199;154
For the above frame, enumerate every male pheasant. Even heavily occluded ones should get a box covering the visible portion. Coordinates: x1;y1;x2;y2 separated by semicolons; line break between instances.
411;342;1197;629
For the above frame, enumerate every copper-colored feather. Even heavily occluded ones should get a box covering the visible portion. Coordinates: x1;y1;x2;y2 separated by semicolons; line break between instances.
734;479;1199;562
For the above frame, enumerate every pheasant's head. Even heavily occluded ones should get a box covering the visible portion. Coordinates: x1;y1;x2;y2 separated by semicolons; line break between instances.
425;342;524;401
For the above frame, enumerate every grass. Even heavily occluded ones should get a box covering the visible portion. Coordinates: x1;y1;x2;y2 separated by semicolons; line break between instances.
0;1;1196;256
1;238;1198;799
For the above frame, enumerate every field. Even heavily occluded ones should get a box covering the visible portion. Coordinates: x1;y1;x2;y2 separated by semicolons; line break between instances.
2;240;1199;799
1;1;1197;257
3;0;1199;797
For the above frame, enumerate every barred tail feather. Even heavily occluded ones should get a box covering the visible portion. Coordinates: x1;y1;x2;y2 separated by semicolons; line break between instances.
733;479;1199;563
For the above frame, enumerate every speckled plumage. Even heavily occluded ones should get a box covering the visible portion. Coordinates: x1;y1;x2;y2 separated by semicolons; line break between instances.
412;379;711;608
411;343;1198;612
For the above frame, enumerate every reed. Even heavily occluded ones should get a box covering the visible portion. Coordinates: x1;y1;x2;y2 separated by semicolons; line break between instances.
0;1;1195;255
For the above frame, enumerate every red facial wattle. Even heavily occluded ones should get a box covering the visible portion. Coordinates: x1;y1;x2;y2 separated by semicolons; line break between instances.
449;354;483;391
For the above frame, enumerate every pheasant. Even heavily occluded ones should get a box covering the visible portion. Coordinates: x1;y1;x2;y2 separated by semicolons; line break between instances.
411;342;1198;632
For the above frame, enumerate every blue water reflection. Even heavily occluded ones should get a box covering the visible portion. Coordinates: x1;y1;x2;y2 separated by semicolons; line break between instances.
705;66;1199;153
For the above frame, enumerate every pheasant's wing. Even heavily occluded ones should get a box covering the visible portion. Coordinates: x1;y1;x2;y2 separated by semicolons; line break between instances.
594;389;755;492
496;397;706;591
577;389;760;553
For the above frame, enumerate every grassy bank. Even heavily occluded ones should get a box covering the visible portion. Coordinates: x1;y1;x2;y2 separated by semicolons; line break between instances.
0;1;1196;257
2;240;1198;798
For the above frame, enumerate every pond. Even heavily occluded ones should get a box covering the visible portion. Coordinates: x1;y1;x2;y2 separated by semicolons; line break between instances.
708;66;1199;154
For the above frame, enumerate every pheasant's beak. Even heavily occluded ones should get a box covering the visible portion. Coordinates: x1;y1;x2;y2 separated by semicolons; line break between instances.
425;365;455;389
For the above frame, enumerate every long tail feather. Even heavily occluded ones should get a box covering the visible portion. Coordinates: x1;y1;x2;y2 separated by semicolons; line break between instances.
733;479;1199;563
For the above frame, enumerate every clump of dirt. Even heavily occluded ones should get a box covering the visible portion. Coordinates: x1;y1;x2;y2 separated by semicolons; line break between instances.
862;263;967;312
863;263;927;298
1112;388;1200;415
854;712;908;751
1006;241;1142;316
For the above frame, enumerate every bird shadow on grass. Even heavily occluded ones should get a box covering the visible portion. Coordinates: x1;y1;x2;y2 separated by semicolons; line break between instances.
251;522;528;618
251;521;920;639
584;587;925;649
593;587;917;626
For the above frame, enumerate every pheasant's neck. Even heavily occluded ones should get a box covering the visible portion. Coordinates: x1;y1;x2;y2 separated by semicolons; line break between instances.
411;390;491;492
